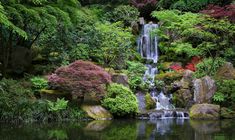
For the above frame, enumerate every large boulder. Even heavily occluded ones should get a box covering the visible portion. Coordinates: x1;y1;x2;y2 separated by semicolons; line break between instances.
193;76;216;104
216;62;235;80
81;105;113;120
111;73;129;87
173;70;194;108
189;104;220;120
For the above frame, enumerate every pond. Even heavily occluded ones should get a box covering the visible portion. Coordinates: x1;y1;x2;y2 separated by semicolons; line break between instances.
1;119;235;140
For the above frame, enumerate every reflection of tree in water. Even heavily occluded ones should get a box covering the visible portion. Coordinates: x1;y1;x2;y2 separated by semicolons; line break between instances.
1;120;235;140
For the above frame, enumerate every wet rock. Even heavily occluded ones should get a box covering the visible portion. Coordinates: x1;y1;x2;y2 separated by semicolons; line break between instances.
193;76;216;104
189;104;220;120
136;93;146;112
111;73;129;87
81;105;113;120
220;107;235;119
216;62;235;80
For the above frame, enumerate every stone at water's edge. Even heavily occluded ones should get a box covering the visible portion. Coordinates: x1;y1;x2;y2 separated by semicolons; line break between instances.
111;73;129;87
81;105;113;120
193;76;216;104
216;62;235;80
173;70;194;108
189;104;220;120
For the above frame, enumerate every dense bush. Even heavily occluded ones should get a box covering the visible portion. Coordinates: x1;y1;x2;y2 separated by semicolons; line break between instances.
30;76;48;94
213;80;235;108
126;61;147;91
152;10;235;64
48;60;112;99
194;57;225;78
102;83;138;116
92;22;134;69
108;5;139;26
201;4;235;22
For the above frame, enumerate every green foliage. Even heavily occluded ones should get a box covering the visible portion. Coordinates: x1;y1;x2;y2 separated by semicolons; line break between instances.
30;76;48;93
213;92;225;103
102;83;138;116
92;22;133;69
152;10;235;63
145;94;156;110
108;5;139;26
126;61;147;91
68;43;90;61
47;98;68;112
214;80;235;108
194;57;225;78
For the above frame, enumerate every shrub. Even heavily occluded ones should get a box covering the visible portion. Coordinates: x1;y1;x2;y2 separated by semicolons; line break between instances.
108;5;139;26
102;83;138;116
194;57;225;78
48;60;112;99
200;4;235;22
30;76;48;93
47;98;68;112
126;61;147;91
145;93;155;110
213;80;235;108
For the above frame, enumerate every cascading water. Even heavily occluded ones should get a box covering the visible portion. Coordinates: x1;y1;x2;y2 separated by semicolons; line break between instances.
138;22;174;111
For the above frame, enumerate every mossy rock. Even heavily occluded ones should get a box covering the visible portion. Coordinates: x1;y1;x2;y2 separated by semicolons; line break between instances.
189;104;220;120
145;94;156;110
81;105;113;120
40;89;70;101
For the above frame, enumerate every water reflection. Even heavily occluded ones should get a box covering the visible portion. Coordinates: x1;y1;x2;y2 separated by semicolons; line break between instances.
0;119;235;140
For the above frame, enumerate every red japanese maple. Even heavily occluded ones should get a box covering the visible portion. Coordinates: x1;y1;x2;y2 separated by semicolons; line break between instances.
48;60;112;98
200;4;235;22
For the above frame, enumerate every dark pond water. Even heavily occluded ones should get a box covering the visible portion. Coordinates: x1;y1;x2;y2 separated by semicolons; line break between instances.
1;119;235;140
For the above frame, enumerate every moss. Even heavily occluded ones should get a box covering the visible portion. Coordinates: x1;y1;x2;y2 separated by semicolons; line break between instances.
145;94;155;110
155;71;183;84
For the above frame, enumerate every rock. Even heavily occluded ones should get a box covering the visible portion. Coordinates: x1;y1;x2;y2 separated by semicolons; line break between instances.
131;21;139;35
220;107;235;119
216;62;235;80
83;92;102;105
40;89;70;101
111;73;129;87
81;105;113;120
189;104;220;120
172;70;194;108
182;70;194;83
136;92;146;112
193;76;216;104
175;89;193;108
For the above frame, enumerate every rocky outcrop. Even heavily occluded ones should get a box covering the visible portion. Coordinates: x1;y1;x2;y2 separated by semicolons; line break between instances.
81;105;113;120
173;70;194;108
216;62;235;80
189;104;220;120
111;73;129;87
193;76;216;104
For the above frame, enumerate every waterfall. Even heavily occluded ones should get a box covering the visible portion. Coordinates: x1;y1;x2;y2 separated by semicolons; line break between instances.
138;23;174;111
